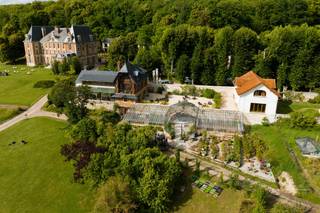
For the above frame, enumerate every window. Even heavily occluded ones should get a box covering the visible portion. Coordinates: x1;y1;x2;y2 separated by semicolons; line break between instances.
250;103;266;113
254;90;266;96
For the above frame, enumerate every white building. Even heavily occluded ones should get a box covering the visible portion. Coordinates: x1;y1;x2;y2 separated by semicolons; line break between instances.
234;71;280;116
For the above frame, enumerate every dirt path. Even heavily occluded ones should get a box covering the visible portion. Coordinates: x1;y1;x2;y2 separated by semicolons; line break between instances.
0;95;67;132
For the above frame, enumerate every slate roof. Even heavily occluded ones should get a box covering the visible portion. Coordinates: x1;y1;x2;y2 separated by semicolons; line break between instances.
234;71;280;97
76;70;118;85
25;25;95;44
119;61;148;85
72;25;94;43
40;27;69;43
24;26;54;42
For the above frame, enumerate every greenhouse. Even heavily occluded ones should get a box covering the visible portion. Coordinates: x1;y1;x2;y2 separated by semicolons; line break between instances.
123;101;244;133
296;137;320;157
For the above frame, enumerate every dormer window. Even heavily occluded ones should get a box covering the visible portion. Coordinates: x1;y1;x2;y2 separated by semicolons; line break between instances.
254;90;266;97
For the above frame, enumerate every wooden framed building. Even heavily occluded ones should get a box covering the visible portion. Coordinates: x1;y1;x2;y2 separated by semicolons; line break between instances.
75;61;148;106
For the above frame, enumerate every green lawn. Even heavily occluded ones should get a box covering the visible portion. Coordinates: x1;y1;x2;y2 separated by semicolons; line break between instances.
0;64;55;106
0;117;95;212
251;124;320;203
0;108;23;124
171;170;245;213
173;187;245;213
277;101;320;114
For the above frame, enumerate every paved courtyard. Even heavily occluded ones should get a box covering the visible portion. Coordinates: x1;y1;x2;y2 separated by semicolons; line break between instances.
164;84;238;110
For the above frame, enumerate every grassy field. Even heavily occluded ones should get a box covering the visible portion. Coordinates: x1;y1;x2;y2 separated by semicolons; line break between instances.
173;187;245;213
0;117;95;212
251;124;320;203
277;101;320;114
171;169;245;213
0;64;55;106
0;108;23;123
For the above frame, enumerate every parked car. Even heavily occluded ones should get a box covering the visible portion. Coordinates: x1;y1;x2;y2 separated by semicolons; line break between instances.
159;79;171;84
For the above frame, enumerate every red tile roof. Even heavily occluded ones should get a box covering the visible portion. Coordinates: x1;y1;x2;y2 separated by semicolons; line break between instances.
234;71;280;97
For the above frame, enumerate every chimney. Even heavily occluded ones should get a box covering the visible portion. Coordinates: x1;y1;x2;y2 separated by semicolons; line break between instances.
54;26;60;34
41;27;46;37
77;35;81;42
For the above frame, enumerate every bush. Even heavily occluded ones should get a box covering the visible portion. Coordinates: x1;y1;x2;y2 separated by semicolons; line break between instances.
181;85;198;96
308;95;320;104
261;117;270;126
284;91;304;102
44;103;62;113
33;80;55;88
214;93;222;108
201;88;216;99
164;122;175;139
289;112;317;129
70;56;82;74
156;86;165;93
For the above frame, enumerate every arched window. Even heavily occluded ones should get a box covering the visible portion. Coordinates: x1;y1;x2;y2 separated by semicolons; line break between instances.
254;90;266;96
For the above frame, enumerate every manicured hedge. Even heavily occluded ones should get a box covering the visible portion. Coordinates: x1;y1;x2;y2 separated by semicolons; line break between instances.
33;80;55;88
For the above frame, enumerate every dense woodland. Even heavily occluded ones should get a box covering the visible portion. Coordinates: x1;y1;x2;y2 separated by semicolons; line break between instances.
1;0;320;90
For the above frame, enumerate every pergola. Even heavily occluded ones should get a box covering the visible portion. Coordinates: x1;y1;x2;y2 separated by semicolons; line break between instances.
123;101;244;133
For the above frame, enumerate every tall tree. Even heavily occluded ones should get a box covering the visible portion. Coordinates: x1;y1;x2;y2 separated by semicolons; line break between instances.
214;26;233;85
190;44;203;84
201;47;216;85
175;54;190;83
232;27;259;77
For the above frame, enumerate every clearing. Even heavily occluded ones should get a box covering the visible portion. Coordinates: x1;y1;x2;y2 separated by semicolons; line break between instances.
0;64;54;106
0;117;94;212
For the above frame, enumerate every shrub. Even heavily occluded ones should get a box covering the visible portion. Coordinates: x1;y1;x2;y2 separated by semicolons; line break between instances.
289;112;317;129
284;91;304;102
156;86;165;94
70;56;82;74
210;143;219;159
33;80;55;88
261;117;270;126
164;122;175;139
214;93;222;108
201;88;216;99
308;95;320;104
181;85;198;96
171;89;181;95
44;103;62;113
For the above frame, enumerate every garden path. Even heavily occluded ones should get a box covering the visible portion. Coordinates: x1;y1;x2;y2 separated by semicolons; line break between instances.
0;95;67;132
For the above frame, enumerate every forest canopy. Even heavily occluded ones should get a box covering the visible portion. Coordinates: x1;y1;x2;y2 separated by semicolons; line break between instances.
0;0;320;90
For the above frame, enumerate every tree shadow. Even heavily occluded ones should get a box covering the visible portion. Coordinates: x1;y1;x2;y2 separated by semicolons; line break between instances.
277;100;293;114
169;167;194;212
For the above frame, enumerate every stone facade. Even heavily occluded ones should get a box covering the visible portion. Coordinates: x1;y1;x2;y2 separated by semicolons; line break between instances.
24;25;100;67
